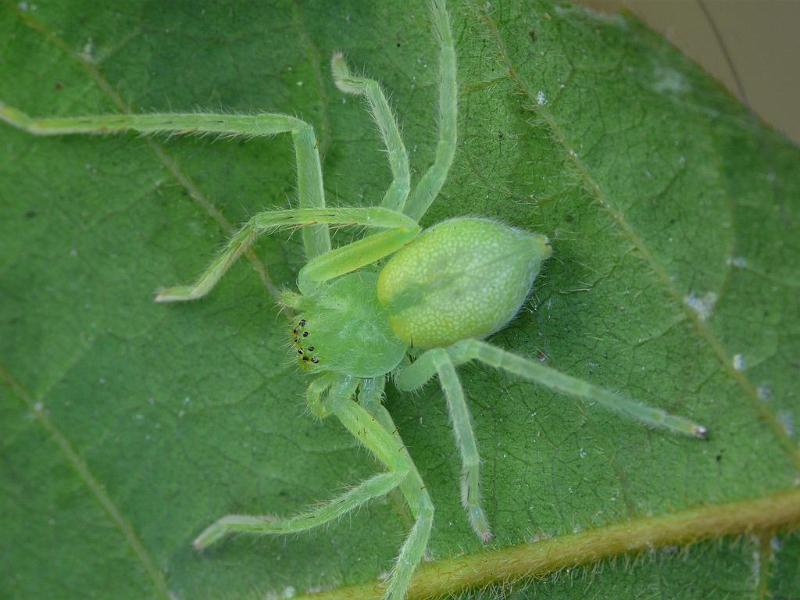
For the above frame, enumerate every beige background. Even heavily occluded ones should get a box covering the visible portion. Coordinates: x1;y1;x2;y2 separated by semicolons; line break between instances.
577;0;800;144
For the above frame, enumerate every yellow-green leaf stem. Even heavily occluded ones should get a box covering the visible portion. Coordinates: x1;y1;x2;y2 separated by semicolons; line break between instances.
299;488;800;600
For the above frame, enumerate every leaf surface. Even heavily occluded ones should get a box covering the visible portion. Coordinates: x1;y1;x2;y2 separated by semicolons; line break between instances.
1;1;799;598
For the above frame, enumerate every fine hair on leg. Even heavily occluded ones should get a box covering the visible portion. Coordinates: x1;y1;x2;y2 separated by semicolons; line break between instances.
0;106;332;259
154;206;418;302
449;339;709;439
331;54;411;213
404;0;458;222
396;348;492;542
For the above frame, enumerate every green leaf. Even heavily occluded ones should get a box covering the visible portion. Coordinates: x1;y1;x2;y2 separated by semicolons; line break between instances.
1;1;798;598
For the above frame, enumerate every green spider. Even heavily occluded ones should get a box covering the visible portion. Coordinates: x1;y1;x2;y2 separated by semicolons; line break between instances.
0;2;708;598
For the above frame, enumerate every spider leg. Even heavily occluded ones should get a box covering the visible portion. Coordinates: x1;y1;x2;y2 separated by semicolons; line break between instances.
448;339;709;439
193;470;405;550
404;0;457;221
153;206;418;302
333;383;434;600
196;372;434;600
357;377;392;429
0;104;331;259
306;372;340;418
194;375;405;548
332;54;410;213
297;227;419;294
395;349;493;543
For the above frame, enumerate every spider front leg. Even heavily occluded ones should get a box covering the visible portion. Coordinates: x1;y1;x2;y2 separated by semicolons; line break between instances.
395;350;493;543
0;105;331;258
194;471;405;550
153;206;419;302
193;375;405;550
196;372;434;600
333;382;434;600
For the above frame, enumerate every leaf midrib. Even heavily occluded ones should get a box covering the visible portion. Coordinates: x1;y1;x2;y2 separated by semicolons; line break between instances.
293;487;800;600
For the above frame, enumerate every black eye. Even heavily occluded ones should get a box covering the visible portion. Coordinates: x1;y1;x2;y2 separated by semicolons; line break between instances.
302;331;309;337
308;346;315;351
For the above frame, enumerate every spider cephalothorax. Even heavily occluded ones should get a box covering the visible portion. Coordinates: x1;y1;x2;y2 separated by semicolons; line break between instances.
286;270;406;377
0;1;707;598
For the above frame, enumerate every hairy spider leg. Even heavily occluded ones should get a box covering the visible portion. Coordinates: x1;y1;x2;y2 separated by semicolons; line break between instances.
297;226;419;295
332;54;410;213
338;379;434;600
357;377;431;524
151;206;419;302
196;372;433;600
404;0;457;222
0;105;331;259
357;376;388;420
306;371;340;418
397;339;709;439
193;470;405;550
192;377;403;546
394;349;492;542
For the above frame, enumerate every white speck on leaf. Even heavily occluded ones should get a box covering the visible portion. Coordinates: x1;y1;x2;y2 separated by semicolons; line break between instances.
779;411;795;437
80;39;95;63
683;291;718;321
536;90;547;105
733;353;746;371
727;256;748;268
757;385;773;401
752;545;761;581
652;65;689;94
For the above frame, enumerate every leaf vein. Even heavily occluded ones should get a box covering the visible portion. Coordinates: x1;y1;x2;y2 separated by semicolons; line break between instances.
0;364;172;599
12;3;281;304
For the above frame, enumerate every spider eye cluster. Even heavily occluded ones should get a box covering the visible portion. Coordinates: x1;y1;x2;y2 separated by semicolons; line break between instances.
291;318;320;367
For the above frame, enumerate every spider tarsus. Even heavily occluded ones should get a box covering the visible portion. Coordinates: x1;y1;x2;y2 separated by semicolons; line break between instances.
153;290;180;303
695;425;710;440
154;285;203;303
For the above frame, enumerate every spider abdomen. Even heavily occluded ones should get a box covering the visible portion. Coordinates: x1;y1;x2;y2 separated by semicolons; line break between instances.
377;217;551;349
